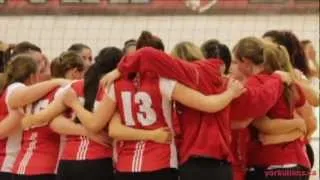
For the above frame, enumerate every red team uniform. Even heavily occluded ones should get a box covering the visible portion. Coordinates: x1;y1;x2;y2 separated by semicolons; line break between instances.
247;83;310;179
110;74;178;174
61;80;112;161
117;48;284;180
57;80;114;180
0;83;26;176
12;87;61;177
231;128;250;180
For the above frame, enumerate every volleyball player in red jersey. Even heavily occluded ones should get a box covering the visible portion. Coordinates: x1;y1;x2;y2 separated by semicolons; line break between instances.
102;37;290;180
19;48;122;180
263;30;319;107
64;32;246;180
50;47;123;180
0;55;67;180
66;73;244;180
229;42;313;180
244;43;315;180
11;52;86;180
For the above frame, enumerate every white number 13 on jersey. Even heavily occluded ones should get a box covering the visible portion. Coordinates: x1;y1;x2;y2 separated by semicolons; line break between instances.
121;92;157;126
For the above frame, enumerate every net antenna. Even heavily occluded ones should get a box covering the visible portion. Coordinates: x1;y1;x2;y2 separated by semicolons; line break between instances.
185;0;218;13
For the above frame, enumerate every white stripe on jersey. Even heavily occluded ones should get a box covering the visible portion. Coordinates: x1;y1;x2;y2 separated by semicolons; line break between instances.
137;142;145;172
160;78;178;169
55;135;66;174
132;142;140;172
77;136;85;160
82;138;90;160
17;132;38;174
76;136;82;160
1;130;23;172
77;136;90;160
1;83;25;172
132;141;145;172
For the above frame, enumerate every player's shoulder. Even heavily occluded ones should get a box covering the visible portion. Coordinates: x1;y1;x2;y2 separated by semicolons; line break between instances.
71;79;84;92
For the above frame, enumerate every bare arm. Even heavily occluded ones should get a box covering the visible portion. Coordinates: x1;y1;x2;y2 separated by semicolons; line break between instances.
49;115;88;136
64;88;117;133
259;129;304;145
21;96;66;129
8;79;68;108
293;70;319;106
295;103;317;139
253;116;305;135
108;112;172;144
172;79;245;113
50;115;111;147
295;80;319;106
0;110;24;139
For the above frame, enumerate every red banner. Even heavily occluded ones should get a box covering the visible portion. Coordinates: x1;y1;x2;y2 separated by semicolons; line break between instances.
0;0;318;14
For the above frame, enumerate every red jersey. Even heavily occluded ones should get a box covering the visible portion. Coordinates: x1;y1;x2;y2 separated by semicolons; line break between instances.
61;80;112;160
117;47;284;164
0;82;25;173
247;83;310;168
12;88;61;175
231;128;250;180
111;74;178;172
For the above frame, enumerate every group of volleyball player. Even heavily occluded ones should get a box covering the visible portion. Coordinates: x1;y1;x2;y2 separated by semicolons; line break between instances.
0;30;318;180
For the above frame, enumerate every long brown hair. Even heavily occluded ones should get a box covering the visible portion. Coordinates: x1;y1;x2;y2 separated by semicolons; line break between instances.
263;43;295;109
263;30;310;77
0;55;38;95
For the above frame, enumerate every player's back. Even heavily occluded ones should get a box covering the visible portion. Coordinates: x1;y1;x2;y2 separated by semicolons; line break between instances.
114;72;178;172
61;80;112;161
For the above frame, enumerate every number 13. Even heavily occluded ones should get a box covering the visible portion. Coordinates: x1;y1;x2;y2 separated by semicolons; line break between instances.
121;92;157;126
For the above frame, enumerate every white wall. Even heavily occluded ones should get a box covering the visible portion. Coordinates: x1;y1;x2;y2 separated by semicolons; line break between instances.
0;14;319;179
0;14;319;60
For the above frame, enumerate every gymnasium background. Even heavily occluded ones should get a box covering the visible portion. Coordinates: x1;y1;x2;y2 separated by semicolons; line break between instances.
0;0;319;179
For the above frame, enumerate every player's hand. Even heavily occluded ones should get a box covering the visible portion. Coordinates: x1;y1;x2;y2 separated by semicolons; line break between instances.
21;115;31;130
63;89;80;109
294;118;307;135
227;78;247;99
21;115;48;130
258;133;274;145
88;131;112;148
150;127;172;144
100;69;121;89
274;71;292;85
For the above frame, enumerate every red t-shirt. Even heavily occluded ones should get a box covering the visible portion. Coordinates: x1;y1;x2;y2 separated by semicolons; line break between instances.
118;47;283;164
13;88;61;175
61;80;112;160
111;73;178;172
231;128;250;180
247;83;310;168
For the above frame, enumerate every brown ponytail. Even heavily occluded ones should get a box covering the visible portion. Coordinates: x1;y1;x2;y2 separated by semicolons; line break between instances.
263;43;295;110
